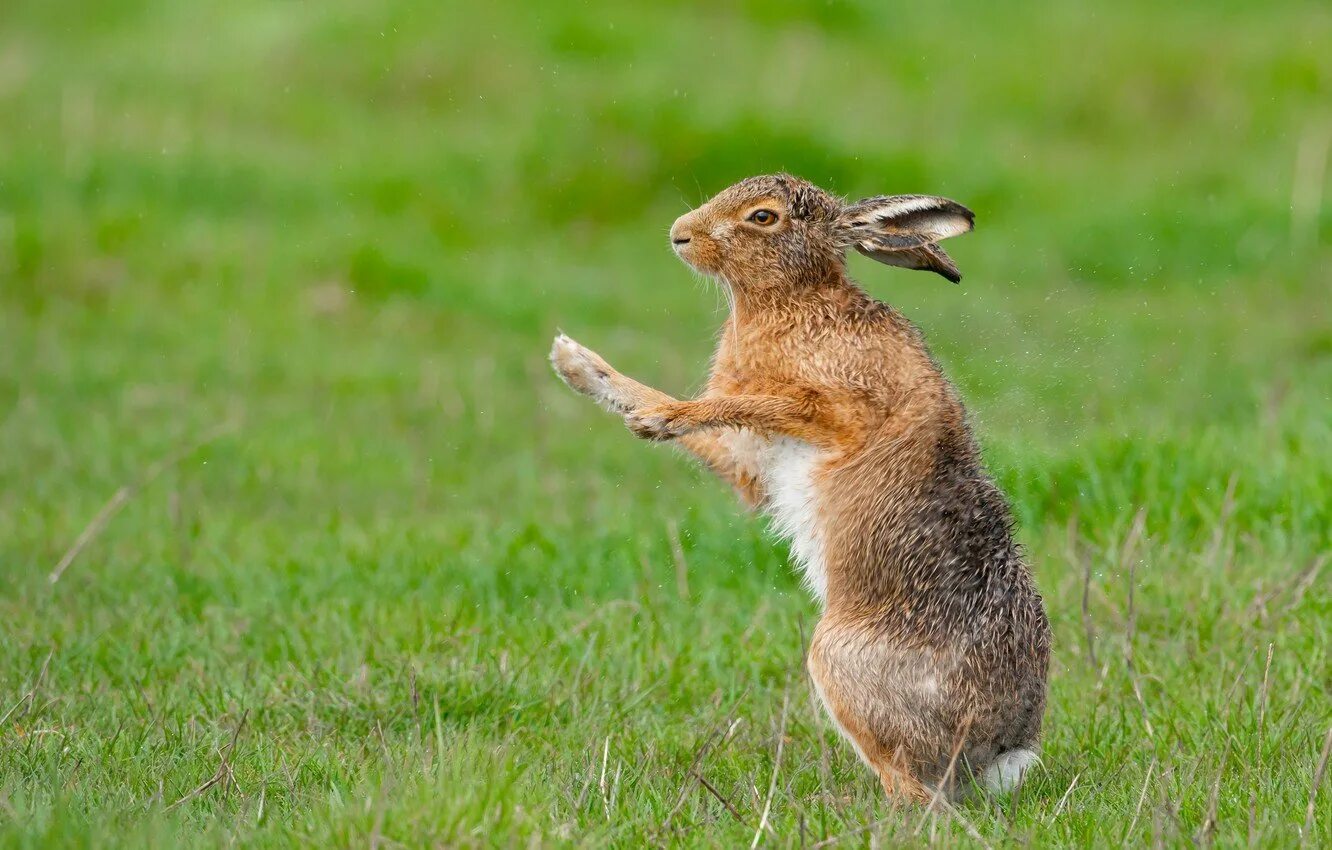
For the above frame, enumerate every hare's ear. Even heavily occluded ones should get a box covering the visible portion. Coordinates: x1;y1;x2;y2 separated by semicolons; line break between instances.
836;195;975;283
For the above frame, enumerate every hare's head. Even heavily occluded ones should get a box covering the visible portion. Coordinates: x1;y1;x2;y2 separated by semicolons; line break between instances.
670;174;975;288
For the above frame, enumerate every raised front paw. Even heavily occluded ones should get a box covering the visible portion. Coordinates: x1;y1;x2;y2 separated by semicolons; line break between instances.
625;403;694;441
549;334;623;411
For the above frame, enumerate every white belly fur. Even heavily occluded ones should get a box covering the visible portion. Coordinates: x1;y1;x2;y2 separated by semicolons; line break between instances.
759;436;826;602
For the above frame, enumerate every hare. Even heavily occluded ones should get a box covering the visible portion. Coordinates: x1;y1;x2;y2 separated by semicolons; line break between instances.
549;174;1050;802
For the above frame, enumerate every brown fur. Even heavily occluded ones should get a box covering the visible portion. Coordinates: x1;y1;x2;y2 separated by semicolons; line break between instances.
550;174;1051;801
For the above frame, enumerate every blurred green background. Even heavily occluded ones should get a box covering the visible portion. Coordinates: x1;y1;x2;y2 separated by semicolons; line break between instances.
2;1;1331;846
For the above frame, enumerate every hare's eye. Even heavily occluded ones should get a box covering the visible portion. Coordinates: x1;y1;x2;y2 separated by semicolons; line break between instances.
748;209;779;226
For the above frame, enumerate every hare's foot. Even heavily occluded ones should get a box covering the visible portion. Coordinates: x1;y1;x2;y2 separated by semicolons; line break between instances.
624;402;698;441
549;334;631;414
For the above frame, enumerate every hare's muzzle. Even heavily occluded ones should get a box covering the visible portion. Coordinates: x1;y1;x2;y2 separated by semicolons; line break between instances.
669;216;694;247
670;209;719;273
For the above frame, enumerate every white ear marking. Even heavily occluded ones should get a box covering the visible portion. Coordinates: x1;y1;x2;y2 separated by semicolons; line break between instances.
837;194;974;281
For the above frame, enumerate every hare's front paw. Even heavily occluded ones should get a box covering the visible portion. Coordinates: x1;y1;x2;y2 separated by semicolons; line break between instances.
549;334;624;412
625;403;694;441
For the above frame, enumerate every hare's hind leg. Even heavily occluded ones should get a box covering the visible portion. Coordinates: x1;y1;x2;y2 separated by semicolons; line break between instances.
807;624;931;804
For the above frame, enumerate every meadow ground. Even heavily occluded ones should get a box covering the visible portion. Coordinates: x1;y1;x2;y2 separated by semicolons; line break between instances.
2;1;1331;846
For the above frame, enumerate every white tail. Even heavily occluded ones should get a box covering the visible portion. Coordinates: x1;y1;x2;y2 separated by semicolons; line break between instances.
980;748;1039;794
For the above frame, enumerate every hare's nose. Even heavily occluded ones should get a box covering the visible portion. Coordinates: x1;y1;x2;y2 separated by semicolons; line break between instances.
670;213;697;246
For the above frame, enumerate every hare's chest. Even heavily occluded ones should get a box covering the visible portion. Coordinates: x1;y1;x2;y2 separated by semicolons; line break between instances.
758;437;827;602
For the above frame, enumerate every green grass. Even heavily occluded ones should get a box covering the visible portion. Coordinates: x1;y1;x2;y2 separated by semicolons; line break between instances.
3;0;1332;846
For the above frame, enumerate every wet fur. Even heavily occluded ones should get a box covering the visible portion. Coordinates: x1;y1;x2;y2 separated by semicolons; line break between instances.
550;174;1051;801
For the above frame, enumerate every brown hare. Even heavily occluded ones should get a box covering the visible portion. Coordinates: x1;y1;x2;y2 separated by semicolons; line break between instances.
549;174;1050;802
